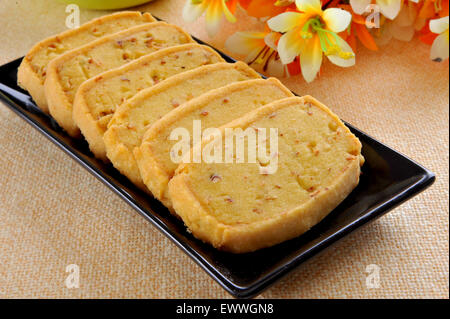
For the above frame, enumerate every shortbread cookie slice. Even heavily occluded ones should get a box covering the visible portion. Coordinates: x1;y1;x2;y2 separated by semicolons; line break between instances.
18;11;155;113
168;96;364;253
74;44;224;161
134;78;293;208
104;62;260;189
45;22;193;137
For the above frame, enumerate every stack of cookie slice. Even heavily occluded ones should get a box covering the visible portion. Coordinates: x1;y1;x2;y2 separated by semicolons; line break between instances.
18;11;363;253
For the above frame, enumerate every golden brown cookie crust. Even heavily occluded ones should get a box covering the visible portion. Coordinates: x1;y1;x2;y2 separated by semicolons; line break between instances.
73;44;224;161
17;11;155;113
168;96;363;253
134;78;293;209
45;22;193;137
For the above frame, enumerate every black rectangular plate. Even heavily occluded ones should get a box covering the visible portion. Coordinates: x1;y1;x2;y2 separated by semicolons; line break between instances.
0;47;435;298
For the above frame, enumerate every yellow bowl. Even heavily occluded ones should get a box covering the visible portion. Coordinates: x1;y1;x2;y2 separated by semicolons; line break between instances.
57;0;154;10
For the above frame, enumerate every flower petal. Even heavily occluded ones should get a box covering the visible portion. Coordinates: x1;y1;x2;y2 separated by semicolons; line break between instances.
182;0;206;22
326;35;356;67
323;8;352;33
264;32;281;50
430;32;449;61
390;23;415;42
286;57;301;76
266;54;286;77
299;35;322;83
378;0;402;20
349;0;371;15
430;16;450;34
275;0;295;6
372;22;393;46
225;32;266;55
277;28;303;64
414;17;427;31
221;0;237;23
295;0;322;14
225;0;238;14
247;0;288;18
354;23;378;51
245;48;267;64
205;0;223;37
394;1;417;28
268;12;305;32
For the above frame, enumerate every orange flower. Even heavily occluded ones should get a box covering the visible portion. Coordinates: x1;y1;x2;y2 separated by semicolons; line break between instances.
268;0;355;82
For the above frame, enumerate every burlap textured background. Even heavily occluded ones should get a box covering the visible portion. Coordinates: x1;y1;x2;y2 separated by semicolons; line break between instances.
0;0;448;298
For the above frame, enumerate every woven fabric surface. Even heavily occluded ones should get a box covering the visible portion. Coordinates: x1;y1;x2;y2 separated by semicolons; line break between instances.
0;0;448;298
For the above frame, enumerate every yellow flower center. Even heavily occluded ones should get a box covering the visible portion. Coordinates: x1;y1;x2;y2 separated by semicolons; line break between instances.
301;16;354;60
